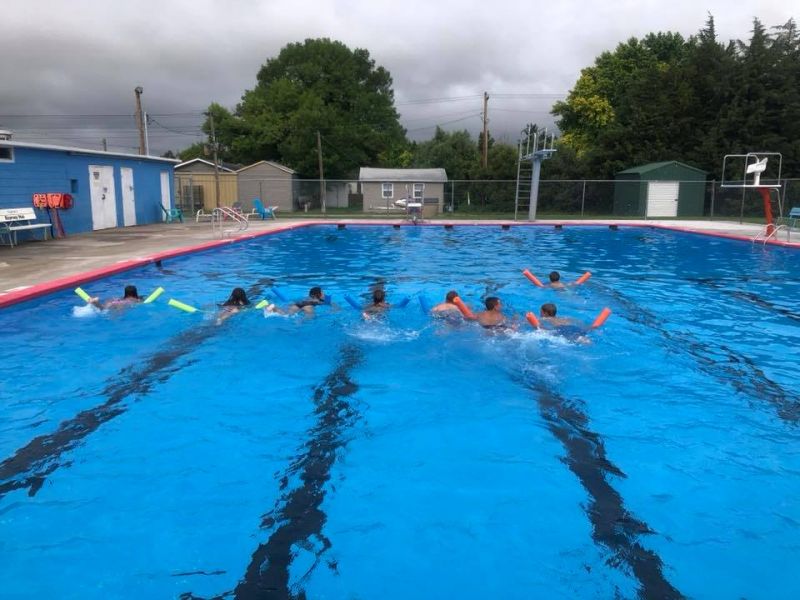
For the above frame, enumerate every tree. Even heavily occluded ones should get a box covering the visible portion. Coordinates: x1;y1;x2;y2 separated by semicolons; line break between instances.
412;127;479;180
178;142;207;161
202;38;406;178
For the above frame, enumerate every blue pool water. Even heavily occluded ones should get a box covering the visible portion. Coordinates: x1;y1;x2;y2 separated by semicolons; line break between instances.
1;225;799;599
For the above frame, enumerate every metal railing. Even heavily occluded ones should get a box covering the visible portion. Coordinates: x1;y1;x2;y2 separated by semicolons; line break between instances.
211;206;249;238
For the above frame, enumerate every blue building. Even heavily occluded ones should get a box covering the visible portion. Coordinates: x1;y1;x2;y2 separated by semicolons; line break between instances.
0;137;178;241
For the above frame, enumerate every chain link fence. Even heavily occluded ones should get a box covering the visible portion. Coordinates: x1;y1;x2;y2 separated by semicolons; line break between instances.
176;174;800;221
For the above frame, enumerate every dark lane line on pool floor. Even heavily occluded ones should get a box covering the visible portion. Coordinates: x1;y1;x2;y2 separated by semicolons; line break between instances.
688;277;800;324
518;376;684;600
597;284;800;424
181;344;364;600
0;324;215;499
0;279;276;500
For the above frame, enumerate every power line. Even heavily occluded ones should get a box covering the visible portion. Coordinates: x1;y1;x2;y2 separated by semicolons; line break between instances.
406;113;481;132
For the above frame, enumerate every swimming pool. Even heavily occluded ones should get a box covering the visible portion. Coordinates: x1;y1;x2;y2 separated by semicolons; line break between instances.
1;225;799;599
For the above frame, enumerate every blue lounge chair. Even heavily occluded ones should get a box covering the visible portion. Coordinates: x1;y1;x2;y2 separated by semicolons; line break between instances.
161;204;184;223
253;198;277;220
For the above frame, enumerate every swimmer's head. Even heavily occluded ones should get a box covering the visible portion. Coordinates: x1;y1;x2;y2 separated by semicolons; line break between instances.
372;288;386;304
445;290;458;303
123;285;140;299
309;286;323;300
540;302;557;317
549;271;561;283
227;287;250;306
485;297;500;311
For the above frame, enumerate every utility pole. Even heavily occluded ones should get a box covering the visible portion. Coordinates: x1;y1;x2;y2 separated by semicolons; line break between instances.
207;111;221;208
134;86;145;155
317;130;325;214
143;112;150;156
102;138;107;152
482;91;489;168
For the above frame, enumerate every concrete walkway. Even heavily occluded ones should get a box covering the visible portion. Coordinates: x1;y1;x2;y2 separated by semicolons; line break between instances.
0;218;795;303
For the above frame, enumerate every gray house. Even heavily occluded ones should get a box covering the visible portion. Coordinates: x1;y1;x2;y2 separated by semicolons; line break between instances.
359;168;448;216
237;160;297;212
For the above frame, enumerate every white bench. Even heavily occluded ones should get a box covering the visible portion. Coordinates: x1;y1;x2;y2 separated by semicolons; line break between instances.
0;207;52;247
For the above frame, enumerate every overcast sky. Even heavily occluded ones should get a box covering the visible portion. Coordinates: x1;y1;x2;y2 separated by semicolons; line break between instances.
0;0;793;155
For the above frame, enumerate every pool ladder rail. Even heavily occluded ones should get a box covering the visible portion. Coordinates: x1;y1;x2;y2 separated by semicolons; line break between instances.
751;224;790;245
211;206;250;238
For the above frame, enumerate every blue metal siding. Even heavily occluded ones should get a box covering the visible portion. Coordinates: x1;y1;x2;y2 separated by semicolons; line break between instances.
0;147;174;242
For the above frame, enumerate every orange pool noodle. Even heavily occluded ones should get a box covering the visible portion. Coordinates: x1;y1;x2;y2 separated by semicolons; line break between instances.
522;269;544;287
453;296;475;319
575;272;592;285
525;312;541;329
591;307;611;329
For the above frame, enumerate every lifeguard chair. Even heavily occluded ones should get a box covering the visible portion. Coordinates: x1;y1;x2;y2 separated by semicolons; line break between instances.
720;152;785;243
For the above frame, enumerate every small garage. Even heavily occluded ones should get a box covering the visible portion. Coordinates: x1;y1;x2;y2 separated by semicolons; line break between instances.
613;161;707;218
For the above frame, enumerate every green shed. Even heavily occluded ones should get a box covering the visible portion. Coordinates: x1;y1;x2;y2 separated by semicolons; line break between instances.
613;161;707;217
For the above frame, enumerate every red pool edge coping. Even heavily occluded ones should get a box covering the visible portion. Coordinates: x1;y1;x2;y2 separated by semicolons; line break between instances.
1;220;796;309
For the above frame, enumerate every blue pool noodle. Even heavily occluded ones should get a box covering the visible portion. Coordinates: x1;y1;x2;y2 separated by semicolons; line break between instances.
396;296;411;308
323;295;332;305
271;287;288;302
344;295;362;310
418;295;431;313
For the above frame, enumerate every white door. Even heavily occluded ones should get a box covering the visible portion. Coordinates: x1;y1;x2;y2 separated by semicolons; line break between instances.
88;165;118;229
120;167;136;226
646;181;679;217
160;171;171;219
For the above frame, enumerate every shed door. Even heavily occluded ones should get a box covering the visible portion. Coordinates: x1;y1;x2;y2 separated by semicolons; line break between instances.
120;167;136;226
646;181;679;217
88;165;118;230
160;171;171;218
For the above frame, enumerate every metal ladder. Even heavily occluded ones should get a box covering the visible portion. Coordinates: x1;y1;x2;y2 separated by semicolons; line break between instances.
514;138;533;220
751;224;789;245
211;207;249;238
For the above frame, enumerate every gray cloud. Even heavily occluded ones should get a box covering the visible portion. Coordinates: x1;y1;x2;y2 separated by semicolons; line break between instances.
1;0;794;154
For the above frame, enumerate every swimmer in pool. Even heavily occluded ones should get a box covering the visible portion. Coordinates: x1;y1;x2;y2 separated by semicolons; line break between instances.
89;285;142;309
474;297;515;330
217;287;250;324
548;271;566;289
363;288;391;317
286;286;326;315
539;302;590;343
431;290;462;317
263;286;331;317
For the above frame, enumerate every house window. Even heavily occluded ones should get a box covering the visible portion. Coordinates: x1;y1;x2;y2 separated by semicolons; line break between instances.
70;179;79;193
0;146;13;162
413;183;424;200
381;183;393;199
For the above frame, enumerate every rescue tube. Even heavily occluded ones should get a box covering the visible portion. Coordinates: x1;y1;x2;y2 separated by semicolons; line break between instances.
143;287;165;304
344;295;362;310
590;307;611;329
525;312;541;329
522;269;544;287
574;272;592;285
453;296;475;319
167;298;199;313
271;288;288;302
74;287;92;303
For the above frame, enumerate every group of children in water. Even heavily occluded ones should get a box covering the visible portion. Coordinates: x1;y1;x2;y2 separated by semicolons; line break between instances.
88;269;594;338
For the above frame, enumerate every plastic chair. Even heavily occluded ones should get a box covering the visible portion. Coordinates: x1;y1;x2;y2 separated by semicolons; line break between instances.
161;204;184;223
253;198;277;220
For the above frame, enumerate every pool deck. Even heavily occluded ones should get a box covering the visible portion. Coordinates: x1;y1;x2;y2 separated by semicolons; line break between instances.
0;218;796;307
